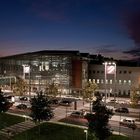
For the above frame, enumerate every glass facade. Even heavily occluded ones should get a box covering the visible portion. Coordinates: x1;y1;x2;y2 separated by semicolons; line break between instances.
0;51;88;95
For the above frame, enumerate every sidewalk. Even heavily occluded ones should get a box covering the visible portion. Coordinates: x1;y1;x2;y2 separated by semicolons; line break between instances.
0;120;36;139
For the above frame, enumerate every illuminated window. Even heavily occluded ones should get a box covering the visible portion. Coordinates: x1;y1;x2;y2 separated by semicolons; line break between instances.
119;80;121;84
97;79;99;84
93;79;95;83
110;80;112;84
52;62;58;67
124;80;127;84
101;79;104;84
128;80;131;85
45;65;49;71
106;79;108;84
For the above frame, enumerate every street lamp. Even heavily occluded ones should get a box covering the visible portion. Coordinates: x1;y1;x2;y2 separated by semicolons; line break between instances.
23;115;28;140
84;129;88;140
23;115;27;122
119;112;122;135
66;103;68;118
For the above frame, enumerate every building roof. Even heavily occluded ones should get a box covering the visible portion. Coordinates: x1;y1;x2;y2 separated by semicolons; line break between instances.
0;50;81;60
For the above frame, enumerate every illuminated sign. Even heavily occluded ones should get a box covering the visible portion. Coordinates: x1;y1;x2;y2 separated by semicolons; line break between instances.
106;65;115;74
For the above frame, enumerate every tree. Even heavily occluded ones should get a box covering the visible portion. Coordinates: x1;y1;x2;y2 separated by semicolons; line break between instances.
30;91;54;139
0;89;12;113
46;82;59;97
12;77;28;96
82;81;98;112
85;97;114;140
30;91;54;123
130;86;140;107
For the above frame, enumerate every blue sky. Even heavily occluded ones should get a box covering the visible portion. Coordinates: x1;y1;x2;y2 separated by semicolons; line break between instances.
0;0;140;60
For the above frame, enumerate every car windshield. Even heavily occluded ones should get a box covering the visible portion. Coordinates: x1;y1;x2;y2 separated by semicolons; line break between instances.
62;101;71;103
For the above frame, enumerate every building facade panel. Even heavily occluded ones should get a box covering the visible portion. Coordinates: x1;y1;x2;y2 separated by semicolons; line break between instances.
72;60;82;89
88;64;140;96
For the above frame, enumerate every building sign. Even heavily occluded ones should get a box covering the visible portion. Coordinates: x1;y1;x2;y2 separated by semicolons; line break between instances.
23;65;30;73
106;65;115;74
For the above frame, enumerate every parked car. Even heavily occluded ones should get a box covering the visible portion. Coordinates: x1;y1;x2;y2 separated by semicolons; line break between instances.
59;100;72;106
48;98;60;105
120;118;137;129
109;99;118;103
19;96;28;101
5;102;13;109
4;95;15;103
115;107;129;113
70;110;87;118
16;104;27;109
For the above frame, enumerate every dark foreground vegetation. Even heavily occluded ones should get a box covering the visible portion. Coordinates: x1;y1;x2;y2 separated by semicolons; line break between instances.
0;113;24;130
12;122;132;140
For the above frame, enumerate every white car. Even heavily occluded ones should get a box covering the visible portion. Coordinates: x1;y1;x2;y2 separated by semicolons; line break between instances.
70;110;87;118
108;99;118;103
120;118;137;129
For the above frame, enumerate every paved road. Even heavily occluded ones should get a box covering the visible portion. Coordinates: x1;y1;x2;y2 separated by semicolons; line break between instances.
3;99;140;140
110;120;140;140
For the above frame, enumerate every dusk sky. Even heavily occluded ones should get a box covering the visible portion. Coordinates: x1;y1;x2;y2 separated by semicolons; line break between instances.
0;0;140;60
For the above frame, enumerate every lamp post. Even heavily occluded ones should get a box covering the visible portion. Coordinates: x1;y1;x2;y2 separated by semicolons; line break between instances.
119;112;121;135
23;115;27;122
104;62;107;104
28;65;31;98
66;103;68;118
9;76;12;90
84;129;88;140
23;115;27;140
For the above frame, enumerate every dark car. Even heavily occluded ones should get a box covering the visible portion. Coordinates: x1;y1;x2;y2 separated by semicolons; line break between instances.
115;107;129;113
70;110;87;118
16;104;27;109
48;98;60;105
59;100;72;106
4;95;15;103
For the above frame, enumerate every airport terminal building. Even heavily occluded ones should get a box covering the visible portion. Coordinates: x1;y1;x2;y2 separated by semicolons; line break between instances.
0;50;140;97
0;50;88;95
